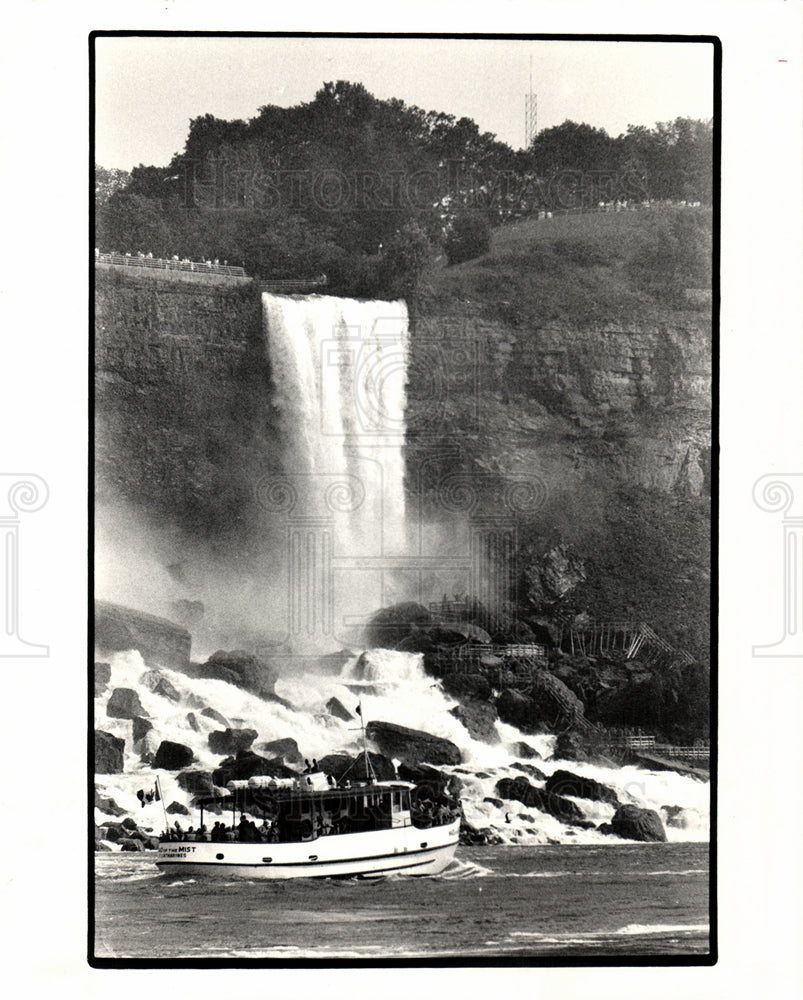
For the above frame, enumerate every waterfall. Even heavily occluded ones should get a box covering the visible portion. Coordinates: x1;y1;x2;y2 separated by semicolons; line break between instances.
262;294;409;647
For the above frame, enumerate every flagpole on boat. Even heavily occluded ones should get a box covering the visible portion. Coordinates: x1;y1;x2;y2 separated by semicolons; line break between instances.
155;774;168;835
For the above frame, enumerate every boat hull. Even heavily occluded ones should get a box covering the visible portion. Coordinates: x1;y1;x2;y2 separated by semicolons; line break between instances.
156;821;459;879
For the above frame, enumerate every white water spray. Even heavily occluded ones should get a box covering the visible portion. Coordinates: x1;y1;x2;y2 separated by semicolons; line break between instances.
262;294;409;646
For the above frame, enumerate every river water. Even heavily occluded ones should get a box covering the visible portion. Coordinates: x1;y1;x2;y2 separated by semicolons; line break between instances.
93;841;710;961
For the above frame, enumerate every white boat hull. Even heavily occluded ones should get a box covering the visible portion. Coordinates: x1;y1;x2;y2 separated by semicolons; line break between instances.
156;820;460;879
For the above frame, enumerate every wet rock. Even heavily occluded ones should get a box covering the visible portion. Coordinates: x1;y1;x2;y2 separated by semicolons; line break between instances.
186;712;200;732
137;730;160;764
95;841;113;852
510;761;547;782
511;740;541;759
119;838;145;852
192;649;279;700
440;672;493;702
661;804;691;828
99;822;124;842
596;822;615;835
553;731;590;762
449;698;499;744
255;737;303;764
106;687;147;720
496;776;584;824
459;820;504;845
397;763;462;801
363;602;431;649
611;804;667;842
132;716;153;742
495;688;535;730
94;661;111;696
176;770;215;797
94;788;126;816
325;697;353;722
545;769;620;806
366;720;461;766
200;706;229;728
208;728;258;755
120;816;139;831
166;801;190;816
483;796;504;809
316;752;396;783
212;750;296;786
153;740;194;770
95;599;191;670
140;670;181;703
95;730;125;773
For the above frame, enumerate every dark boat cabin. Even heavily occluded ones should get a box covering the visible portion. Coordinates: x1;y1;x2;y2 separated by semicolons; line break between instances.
275;784;412;842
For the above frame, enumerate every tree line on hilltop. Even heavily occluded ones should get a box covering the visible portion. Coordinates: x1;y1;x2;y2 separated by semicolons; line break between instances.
96;80;713;297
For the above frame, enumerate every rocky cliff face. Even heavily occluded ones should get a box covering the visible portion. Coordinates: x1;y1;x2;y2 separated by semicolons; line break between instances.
95;269;280;541
95;271;710;541
406;296;711;503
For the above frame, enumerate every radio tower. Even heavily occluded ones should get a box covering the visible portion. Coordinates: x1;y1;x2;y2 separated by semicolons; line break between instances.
524;56;538;148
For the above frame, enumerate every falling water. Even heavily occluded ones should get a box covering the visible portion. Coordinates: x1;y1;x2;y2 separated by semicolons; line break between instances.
262;294;409;646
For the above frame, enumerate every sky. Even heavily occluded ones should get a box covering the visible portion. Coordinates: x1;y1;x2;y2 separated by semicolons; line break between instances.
94;36;714;170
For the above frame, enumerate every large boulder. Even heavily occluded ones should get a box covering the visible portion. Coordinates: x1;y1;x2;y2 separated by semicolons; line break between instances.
95;600;191;670
528;671;587;729
325;697;353;722
545;769;620;806
611;804;667;842
200;706;229;728
191;649;279;700
510;761;547;782
511;741;542;759
316;752;396;783
94;661;111;696
495;776;584;824
366;720;461;766
132;716;153;742
94;788;126;816
166;801;190;816
363;602;431;649
495;688;537;730
439;671;493;702
449;699;500;744
152;740;194;770
397;762;462;801
119;838;145;852
255;737;303;764
95;730;125;773
176;770;215;797
140;669;181;703
208;728;258;755
212;750;296;786
106;687;147;720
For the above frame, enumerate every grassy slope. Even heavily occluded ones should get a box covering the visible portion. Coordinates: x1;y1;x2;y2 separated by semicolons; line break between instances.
422;206;712;326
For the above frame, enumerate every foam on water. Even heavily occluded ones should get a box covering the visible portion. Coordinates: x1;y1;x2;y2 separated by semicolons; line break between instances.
95;645;709;846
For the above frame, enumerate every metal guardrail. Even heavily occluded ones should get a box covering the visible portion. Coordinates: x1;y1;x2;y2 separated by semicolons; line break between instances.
95;252;247;278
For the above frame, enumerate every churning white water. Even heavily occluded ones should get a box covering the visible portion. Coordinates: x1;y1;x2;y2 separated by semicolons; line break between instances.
95;648;709;847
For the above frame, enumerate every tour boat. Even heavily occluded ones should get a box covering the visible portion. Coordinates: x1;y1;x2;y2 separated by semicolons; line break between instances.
156;767;460;880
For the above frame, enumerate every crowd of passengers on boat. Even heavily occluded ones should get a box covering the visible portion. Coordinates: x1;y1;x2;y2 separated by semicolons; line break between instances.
162;792;460;844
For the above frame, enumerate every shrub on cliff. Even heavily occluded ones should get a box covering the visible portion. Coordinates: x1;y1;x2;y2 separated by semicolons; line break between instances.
445;212;491;265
